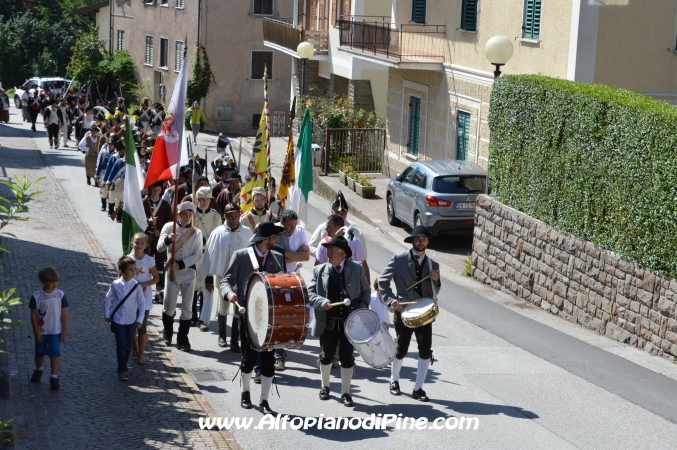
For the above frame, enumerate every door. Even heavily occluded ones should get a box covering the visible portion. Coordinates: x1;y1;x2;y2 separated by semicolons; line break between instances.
397;166;417;224
153;71;163;104
408;168;427;223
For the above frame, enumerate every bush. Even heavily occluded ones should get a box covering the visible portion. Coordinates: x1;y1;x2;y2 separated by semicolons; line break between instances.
489;74;677;276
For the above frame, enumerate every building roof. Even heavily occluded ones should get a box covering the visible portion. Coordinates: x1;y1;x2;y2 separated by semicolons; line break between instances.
74;0;110;14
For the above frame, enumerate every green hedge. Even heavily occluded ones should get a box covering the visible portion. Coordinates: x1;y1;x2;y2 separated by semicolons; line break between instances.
489;74;677;276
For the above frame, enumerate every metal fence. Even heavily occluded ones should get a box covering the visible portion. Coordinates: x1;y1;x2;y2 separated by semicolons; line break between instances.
322;128;387;175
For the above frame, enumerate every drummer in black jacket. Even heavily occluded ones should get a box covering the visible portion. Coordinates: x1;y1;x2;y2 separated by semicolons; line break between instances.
378;226;441;402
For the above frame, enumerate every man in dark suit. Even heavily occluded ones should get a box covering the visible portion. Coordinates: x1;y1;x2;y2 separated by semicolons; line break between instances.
308;236;371;407
220;221;285;415
378;226;441;402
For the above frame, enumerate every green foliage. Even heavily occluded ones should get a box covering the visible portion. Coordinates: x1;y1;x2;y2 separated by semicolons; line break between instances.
187;46;216;105
489;74;677;276
67;30;107;84
300;94;379;130
463;253;472;277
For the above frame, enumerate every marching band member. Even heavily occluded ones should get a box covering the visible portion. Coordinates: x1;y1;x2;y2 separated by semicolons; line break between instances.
199;203;252;347
378;226;441;402
221;221;285;415
308;236;370;407
157;202;203;352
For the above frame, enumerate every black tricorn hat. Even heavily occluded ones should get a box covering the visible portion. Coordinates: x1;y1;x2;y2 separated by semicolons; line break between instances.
226;172;242;182
331;190;349;212
403;225;432;243
321;235;352;259
252;221;285;243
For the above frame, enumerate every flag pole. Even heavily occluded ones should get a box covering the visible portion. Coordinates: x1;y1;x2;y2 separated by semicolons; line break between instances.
277;96;296;216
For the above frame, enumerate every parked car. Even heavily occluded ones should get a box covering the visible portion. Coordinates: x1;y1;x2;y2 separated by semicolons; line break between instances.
386;159;489;237
14;77;72;108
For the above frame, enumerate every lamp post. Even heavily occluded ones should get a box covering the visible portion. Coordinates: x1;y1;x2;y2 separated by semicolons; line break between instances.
296;41;315;95
484;35;514;79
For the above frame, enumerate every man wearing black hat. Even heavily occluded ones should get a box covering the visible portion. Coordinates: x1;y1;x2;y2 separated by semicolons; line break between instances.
143;182;173;303
95;133;115;211
211;164;235;199
102;137;127;220
378;225;441;402
215;172;241;214
308;236;371;407
220;221;286;415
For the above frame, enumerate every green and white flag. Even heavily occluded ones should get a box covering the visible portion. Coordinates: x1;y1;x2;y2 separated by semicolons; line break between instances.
288;108;313;226
122;116;147;254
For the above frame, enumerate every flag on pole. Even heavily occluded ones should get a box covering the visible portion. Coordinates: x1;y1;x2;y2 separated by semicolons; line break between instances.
288;108;313;225
122;116;148;255
143;54;189;187
239;66;270;213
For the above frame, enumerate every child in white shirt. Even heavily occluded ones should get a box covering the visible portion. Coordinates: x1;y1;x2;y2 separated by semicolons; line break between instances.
128;233;159;365
104;256;145;381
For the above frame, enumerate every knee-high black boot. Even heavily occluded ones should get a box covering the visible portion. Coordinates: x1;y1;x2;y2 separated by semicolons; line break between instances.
230;317;241;353
176;319;192;352
162;313;175;345
154;272;165;303
217;314;228;347
191;291;200;325
100;198;107;211
107;203;115;217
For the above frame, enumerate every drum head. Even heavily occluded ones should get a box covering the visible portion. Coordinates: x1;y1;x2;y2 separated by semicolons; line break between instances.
247;276;269;349
402;298;435;317
345;309;380;344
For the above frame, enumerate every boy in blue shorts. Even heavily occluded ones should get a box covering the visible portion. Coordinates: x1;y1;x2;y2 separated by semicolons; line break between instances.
29;267;68;390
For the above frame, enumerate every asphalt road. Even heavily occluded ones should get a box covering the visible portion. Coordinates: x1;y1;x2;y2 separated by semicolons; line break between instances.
5;105;677;449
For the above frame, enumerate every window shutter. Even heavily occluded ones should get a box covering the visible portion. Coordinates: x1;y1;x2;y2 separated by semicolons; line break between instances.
408;97;421;156
523;0;542;39
461;0;477;31
333;0;338;25
342;0;351;19
252;52;262;79
411;0;426;24
456;111;470;160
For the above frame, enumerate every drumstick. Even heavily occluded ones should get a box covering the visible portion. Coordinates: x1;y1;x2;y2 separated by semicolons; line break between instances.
328;299;351;308
406;275;432;291
398;301;419;306
233;301;246;315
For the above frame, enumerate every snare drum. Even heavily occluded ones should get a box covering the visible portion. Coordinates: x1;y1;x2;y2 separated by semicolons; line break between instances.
401;298;438;328
345;309;397;369
245;272;310;351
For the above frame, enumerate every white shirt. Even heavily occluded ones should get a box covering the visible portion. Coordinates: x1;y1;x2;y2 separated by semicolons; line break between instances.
128;253;156;311
29;288;68;335
309;219;368;258
103;278;146;325
194;208;222;242
369;291;390;325
411;249;426;267
279;225;308;273
315;235;366;264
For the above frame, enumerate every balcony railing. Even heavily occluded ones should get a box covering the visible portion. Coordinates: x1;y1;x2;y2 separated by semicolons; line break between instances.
338;17;446;63
263;18;329;54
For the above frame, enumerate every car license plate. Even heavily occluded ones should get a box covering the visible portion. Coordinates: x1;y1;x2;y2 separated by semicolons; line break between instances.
455;202;475;210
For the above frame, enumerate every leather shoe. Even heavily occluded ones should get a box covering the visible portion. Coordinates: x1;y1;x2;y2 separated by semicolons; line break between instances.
230;339;241;353
412;388;429;402
341;393;354;407
389;381;401;396
319;386;330;400
259;400;274;415
241;391;252;409
217;336;227;348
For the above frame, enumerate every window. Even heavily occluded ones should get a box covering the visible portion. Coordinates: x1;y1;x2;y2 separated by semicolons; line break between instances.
251;51;273;79
522;0;542;39
401;166;416;184
408;96;421;155
176;0;185;8
160;38;168;68
117;30;125;51
254;0;273;15
175;41;184;72
333;0;352;25
432;176;486;194
145;35;154;65
411;0;426;24
161;0;168;5
456;111;470;160
461;0;477;31
413;169;427;188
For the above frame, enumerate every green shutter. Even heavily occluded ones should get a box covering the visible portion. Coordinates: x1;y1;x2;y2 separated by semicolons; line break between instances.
411;0;426;24
456;111;470;160
461;0;477;31
408;97;421;156
523;0;542;39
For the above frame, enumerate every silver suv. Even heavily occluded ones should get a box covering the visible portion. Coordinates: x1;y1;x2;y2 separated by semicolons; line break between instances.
386;159;488;236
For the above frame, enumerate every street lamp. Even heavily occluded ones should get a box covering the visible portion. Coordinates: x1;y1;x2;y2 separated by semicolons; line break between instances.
297;41;315;95
484;35;514;79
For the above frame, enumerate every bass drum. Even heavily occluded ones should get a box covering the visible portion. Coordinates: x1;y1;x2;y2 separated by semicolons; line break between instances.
345;309;396;369
245;272;310;351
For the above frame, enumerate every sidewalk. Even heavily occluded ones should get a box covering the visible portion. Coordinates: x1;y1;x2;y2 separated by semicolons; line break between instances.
0;125;235;449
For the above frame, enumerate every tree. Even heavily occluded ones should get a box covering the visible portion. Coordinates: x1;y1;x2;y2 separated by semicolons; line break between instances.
186;46;216;105
67;30;107;84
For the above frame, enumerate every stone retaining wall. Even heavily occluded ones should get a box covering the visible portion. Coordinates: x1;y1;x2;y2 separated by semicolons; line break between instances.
472;195;677;360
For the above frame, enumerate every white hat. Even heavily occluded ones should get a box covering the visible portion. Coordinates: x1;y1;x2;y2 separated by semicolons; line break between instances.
178;202;196;213
252;187;266;198
196;186;212;199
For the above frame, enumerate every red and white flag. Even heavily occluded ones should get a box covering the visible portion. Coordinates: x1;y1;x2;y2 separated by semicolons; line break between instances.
144;55;189;187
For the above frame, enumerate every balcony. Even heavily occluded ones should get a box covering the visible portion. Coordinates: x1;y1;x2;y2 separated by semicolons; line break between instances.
263;18;329;59
338;17;446;70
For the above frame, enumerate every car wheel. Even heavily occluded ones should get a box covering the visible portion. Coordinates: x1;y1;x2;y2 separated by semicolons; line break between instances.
387;194;400;226
14;96;21;109
414;212;422;228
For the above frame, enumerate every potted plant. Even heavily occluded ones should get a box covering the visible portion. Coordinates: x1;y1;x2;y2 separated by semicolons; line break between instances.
355;174;376;198
339;162;354;186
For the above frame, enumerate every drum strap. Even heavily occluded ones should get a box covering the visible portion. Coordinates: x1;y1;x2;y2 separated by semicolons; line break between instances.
428;257;438;302
246;246;262;271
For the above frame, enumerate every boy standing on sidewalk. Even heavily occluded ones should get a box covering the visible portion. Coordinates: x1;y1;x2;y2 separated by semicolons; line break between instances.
103;256;145;381
30;267;68;390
